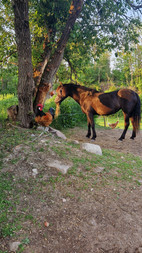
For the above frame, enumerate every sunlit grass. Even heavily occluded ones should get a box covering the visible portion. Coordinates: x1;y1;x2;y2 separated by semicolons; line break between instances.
96;115;142;130
0;94;15;101
0;94;18;121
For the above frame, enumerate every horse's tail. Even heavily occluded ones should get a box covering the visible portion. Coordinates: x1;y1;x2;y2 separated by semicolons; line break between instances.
132;93;141;131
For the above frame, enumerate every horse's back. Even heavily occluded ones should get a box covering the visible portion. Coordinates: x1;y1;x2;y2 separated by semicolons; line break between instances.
117;88;137;101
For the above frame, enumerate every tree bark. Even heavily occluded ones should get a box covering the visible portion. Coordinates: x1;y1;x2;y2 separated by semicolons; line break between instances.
33;34;52;88
33;0;84;108
13;0;34;127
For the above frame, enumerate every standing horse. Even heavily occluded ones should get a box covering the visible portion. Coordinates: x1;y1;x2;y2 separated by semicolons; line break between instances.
55;83;141;140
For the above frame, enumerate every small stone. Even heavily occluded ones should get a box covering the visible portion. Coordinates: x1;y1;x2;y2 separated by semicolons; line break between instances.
13;144;23;153
138;247;142;253
44;221;50;227
40;139;46;143
62;198;67;202
82;143;102;156
88;218;97;227
95;167;104;173
32;169;38;177
48;160;72;174
9;241;21;252
49;127;67;140
55;130;67;140
72;140;79;144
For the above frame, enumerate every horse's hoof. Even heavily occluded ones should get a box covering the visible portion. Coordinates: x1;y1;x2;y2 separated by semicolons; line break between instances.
130;136;135;140
118;138;123;141
91;137;96;141
86;135;91;138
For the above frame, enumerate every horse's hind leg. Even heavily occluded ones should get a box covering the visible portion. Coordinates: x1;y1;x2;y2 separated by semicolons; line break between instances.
119;113;130;141
130;117;136;139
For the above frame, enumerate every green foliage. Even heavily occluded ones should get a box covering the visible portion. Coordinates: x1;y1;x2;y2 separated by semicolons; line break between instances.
1;0;142;96
58;51;111;87
0;1;18;96
0;1;16;64
112;43;142;91
72;0;141;52
0;65;18;95
30;0;71;66
0;94;18;121
2;0;142;69
44;96;86;129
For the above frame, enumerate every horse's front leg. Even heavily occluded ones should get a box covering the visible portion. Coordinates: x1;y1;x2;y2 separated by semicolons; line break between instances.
86;122;91;138
87;113;96;140
91;122;97;140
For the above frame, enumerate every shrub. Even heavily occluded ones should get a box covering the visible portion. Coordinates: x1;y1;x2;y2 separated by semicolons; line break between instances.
0;94;18;121
45;96;86;129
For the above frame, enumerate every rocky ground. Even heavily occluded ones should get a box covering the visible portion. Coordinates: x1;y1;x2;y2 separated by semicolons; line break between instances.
1;126;142;253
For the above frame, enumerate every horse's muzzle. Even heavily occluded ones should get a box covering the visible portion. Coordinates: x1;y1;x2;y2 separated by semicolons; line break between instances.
55;95;62;103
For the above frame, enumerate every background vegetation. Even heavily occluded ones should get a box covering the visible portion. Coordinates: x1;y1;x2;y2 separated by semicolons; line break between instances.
0;2;142;250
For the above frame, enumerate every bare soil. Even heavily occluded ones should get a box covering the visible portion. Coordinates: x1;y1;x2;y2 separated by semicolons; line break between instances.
65;127;142;158
1;127;142;253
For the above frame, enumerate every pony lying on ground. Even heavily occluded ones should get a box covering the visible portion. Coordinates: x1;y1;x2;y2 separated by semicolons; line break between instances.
55;83;141;141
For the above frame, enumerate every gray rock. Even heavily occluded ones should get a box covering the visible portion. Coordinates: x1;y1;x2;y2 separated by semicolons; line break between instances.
71;140;79;144
9;241;21;252
88;218;98;227
137;247;142;253
32;169;38;177
95;167;104;173
82;143;102;156
48;160;72;174
55;130;67;140
49;127;67;140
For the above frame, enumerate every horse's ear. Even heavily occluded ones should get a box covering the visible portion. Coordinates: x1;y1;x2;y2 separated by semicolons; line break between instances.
59;82;63;87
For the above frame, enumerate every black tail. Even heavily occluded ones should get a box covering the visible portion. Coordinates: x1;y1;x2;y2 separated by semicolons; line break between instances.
133;93;141;131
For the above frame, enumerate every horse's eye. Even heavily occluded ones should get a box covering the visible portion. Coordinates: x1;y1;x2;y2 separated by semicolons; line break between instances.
60;90;62;95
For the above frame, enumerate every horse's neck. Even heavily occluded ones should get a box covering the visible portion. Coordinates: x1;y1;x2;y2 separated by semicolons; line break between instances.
71;87;85;104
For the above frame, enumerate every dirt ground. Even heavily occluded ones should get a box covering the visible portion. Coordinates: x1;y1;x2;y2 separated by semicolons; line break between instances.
65;127;142;158
1;127;142;253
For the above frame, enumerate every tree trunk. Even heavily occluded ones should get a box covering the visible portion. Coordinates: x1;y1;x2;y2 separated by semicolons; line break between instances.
13;0;34;127
33;0;84;109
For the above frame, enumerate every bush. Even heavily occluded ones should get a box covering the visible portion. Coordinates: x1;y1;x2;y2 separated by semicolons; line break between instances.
0;94;18;121
45;96;86;129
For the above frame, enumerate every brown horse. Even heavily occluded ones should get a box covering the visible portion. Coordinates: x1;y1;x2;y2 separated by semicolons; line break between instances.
55;83;141;140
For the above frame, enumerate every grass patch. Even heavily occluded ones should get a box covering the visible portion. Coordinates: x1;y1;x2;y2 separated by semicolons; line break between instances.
0;172;21;237
0;112;142;251
0;94;18;122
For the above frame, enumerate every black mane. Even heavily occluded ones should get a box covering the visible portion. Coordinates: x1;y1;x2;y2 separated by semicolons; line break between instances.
63;83;99;94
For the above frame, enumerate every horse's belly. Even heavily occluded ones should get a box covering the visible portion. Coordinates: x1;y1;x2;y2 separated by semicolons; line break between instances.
94;104;112;115
94;103;119;116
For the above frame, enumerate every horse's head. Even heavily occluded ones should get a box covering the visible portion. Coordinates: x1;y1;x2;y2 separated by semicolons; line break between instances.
55;83;69;104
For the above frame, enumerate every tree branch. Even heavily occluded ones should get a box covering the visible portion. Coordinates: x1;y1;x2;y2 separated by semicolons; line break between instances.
34;0;84;107
125;0;142;10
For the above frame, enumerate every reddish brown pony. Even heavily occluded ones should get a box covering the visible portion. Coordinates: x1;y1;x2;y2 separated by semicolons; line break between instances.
55;83;141;140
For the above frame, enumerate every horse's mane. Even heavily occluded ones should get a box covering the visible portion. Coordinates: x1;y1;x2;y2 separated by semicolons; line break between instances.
63;83;99;93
